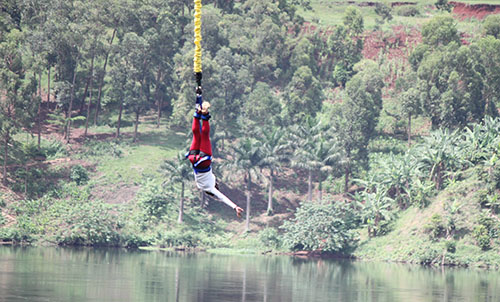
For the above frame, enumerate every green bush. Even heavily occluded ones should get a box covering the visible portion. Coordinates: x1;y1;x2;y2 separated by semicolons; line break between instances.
473;225;491;251
394;5;420;17
281;201;359;253
158;229;202;247
258;227;281;249
445;240;456;253
70;165;89;185
41;139;67;159
55;200;121;246
136;180;172;218
424;213;445;239
79;140;124;158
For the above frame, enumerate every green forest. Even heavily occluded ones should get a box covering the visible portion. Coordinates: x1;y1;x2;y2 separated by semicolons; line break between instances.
1;0;500;268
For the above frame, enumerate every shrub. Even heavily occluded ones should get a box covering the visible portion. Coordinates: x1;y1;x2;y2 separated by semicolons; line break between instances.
394;5;420;17
158;229;201;247
70;165;89;185
136;180;172;218
55;200;121;246
424;213;445;239
281;201;359;253
483;15;500;38
258;227;281;249
473;225;491;251
445;240;456;253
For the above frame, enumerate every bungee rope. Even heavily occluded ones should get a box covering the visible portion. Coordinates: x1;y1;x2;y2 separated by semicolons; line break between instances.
194;0;202;88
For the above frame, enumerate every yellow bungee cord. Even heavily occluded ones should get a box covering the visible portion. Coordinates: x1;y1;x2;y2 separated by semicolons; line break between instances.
194;0;202;76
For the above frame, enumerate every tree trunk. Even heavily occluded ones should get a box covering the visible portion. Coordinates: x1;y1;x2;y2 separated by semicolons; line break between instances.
245;172;251;232
66;68;78;143
79;75;90;114
37;71;42;149
84;54;95;138
94;28;116;126
267;168;274;215
116;100;124;138
133;111;140;142
307;169;312;202
178;182;184;224
344;165;350;193
155;69;163;128
47;66;50;105
3;130;9;184
407;112;412;147
319;174;323;202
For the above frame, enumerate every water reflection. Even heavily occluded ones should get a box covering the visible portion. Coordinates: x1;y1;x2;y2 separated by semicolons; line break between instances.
0;247;499;301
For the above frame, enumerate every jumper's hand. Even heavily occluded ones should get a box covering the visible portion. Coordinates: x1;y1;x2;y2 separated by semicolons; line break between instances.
235;206;244;218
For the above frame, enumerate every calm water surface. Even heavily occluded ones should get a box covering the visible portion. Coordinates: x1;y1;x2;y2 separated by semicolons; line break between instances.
1;246;500;302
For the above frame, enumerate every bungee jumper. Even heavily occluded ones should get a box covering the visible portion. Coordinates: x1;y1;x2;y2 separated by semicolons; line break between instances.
186;0;243;218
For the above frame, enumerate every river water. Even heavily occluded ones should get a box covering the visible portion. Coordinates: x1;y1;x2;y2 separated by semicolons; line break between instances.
0;246;499;302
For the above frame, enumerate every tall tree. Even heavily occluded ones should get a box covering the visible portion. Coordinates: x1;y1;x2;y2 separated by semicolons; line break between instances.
161;152;192;224
0;30;37;183
332;60;384;192
226;137;264;232
258;127;290;214
282;66;323;124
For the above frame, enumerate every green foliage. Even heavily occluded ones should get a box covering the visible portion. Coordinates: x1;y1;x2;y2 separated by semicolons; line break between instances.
421;16;459;47
424;213;446;240
394;5;420;17
70;165;89;185
435;0;452;12
78;140;124;158
40;139;67;159
355;187;395;237
473;225;491;251
258;227;282;249
55;200;121;246
281;201;359;253
136;179;172;219
483;15;500;39
374;3;393;25
157;228;202;248
445;240;456;253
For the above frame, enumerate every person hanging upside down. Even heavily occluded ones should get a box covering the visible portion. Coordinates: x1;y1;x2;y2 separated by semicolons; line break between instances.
186;89;244;218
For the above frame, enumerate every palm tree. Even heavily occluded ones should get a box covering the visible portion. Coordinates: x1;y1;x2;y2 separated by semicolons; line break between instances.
258;127;290;215
290;117;338;202
226;137;264;232
160;152;192;224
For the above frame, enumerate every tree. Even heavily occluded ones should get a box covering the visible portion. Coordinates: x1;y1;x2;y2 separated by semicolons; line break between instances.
113;32;152;142
281;201;359;252
421;16;460;47
0;30;37;183
328;8;364;86
475;36;500;115
435;0;452;12
258;127;290;214
417;43;485;129
374;3;393;25
395;69;421;146
161;152;193;224
331;60;384;192
226;137;264;232
242;81;282;132
282;66;323;124
483;15;500;39
291;117;338;202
